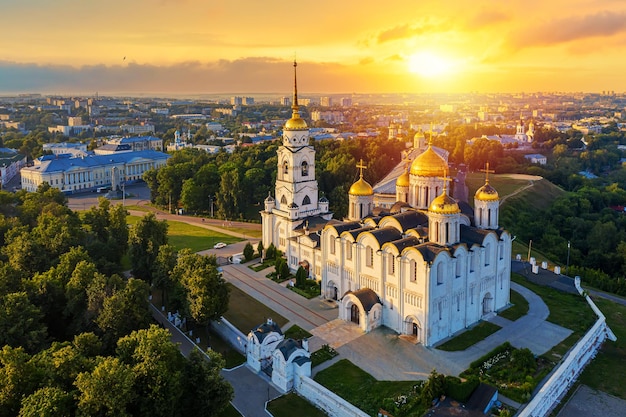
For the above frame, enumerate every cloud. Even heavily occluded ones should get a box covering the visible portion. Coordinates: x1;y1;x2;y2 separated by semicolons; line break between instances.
0;58;374;94
509;11;626;50
465;10;510;29
376;20;446;44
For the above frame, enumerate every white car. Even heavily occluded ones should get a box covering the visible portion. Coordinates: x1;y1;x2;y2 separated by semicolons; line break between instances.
213;242;227;249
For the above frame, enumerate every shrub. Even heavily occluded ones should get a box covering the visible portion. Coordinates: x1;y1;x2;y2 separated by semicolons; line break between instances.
444;376;479;403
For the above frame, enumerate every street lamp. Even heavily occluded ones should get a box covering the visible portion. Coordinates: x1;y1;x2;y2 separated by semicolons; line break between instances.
566;241;571;276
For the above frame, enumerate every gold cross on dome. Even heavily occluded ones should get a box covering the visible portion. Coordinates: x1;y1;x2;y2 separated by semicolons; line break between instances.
438;168;453;194
480;162;495;182
356;159;367;179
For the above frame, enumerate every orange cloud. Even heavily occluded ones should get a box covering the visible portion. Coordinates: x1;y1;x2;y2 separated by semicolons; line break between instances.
376;20;447;44
509;11;626;50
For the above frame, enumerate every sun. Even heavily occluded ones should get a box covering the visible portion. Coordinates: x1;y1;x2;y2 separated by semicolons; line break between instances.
408;51;455;78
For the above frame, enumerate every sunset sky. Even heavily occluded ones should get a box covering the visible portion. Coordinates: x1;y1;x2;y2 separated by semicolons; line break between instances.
1;0;626;95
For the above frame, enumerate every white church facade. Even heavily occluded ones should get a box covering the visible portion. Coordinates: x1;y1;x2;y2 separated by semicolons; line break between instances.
261;63;512;347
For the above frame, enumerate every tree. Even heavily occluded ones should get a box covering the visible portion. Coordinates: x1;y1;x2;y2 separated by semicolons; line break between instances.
75;357;135;417
257;241;264;259
180;349;233;416
216;169;242;219
151;244;178;304
295;266;308;288
243;242;254;261
116;325;184;417
0;346;37;417
0;292;47;353
18;386;73;417
128;213;168;281
171;250;229;329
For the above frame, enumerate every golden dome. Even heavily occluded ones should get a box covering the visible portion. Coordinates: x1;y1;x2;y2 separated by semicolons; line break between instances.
410;146;447;177
396;170;410;187
349;178;374;196
475;182;499;201
429;193;460;214
284;114;308;130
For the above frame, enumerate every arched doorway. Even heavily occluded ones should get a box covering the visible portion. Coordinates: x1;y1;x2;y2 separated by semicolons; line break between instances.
350;304;360;325
327;280;338;300
404;316;421;343
482;292;493;315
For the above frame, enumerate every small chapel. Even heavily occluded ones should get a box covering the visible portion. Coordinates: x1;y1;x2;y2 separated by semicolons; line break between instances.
261;62;512;347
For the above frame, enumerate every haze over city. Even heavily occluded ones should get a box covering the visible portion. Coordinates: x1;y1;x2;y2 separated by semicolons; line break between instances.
2;0;626;95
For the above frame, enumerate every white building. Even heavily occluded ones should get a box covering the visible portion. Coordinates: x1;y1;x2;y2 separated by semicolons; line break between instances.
0;149;26;187
20;150;169;193
262;63;512;347
43;142;88;157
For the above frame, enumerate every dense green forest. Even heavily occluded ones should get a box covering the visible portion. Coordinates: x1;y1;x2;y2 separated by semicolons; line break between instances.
0;187;232;416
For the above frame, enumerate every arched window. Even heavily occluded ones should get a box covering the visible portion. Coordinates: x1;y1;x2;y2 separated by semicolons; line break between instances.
410;260;417;282
345;241;352;260
283;161;288;175
485;243;491;266
366;246;373;267
301;161;309;176
455;254;462;277
437;263;444;285
388;253;395;275
302;195;311;205
280;195;287;205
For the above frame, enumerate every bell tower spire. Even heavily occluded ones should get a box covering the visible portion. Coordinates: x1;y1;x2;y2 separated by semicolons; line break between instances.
292;60;299;118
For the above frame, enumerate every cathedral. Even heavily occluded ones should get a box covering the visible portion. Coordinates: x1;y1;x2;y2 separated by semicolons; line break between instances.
261;63;512;347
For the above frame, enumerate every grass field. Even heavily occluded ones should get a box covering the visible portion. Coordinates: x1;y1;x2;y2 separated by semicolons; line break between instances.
217;403;242;417
127;215;241;252
314;359;422;416
436;321;502;351
578;298;626;399
267;393;327;417
223;283;288;333
498;289;529;321
466;173;530;201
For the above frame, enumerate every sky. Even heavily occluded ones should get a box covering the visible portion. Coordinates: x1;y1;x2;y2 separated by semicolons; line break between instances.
1;0;626;95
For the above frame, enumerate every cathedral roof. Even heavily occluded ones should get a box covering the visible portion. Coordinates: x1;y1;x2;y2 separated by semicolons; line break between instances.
458;201;475;220
373;146;448;194
345;288;381;312
324;220;362;235
459;224;493;246
390;201;412;214
349;177;374;196
284;114;308;131
396;169;410;187
429;192;461;214
386;210;429;231
475;181;499;201
410;243;451;263
364;227;403;245
410;145;447;177
382;236;421;253
341;226;375;240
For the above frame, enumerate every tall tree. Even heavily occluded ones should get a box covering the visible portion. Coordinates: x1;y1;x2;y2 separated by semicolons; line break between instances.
180;350;233;416
0;292;47;353
128;213;168;281
75;357;135;417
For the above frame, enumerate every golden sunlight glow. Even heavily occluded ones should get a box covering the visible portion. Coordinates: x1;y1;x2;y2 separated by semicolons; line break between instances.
408;52;455;78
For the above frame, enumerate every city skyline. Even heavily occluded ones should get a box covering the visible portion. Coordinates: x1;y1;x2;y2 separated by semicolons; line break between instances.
2;0;626;95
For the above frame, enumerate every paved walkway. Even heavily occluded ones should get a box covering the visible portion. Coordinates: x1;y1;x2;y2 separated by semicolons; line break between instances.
557;385;626;417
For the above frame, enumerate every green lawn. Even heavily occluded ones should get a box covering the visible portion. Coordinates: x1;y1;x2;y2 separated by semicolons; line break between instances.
578;298;626;399
222;283;288;334
314;359;423;416
284;324;313;340
127;215;241;252
436;321;501;351
268;393;327;417
311;344;339;368
217;403;242;417
498;289;529;321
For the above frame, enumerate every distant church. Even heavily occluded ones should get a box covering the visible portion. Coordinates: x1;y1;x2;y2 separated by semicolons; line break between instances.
261;63;512;347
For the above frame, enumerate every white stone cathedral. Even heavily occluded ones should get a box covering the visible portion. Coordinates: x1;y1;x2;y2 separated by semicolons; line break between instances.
262;63;512;347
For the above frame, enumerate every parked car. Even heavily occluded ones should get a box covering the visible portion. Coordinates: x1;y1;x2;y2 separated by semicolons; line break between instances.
213;242;227;249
